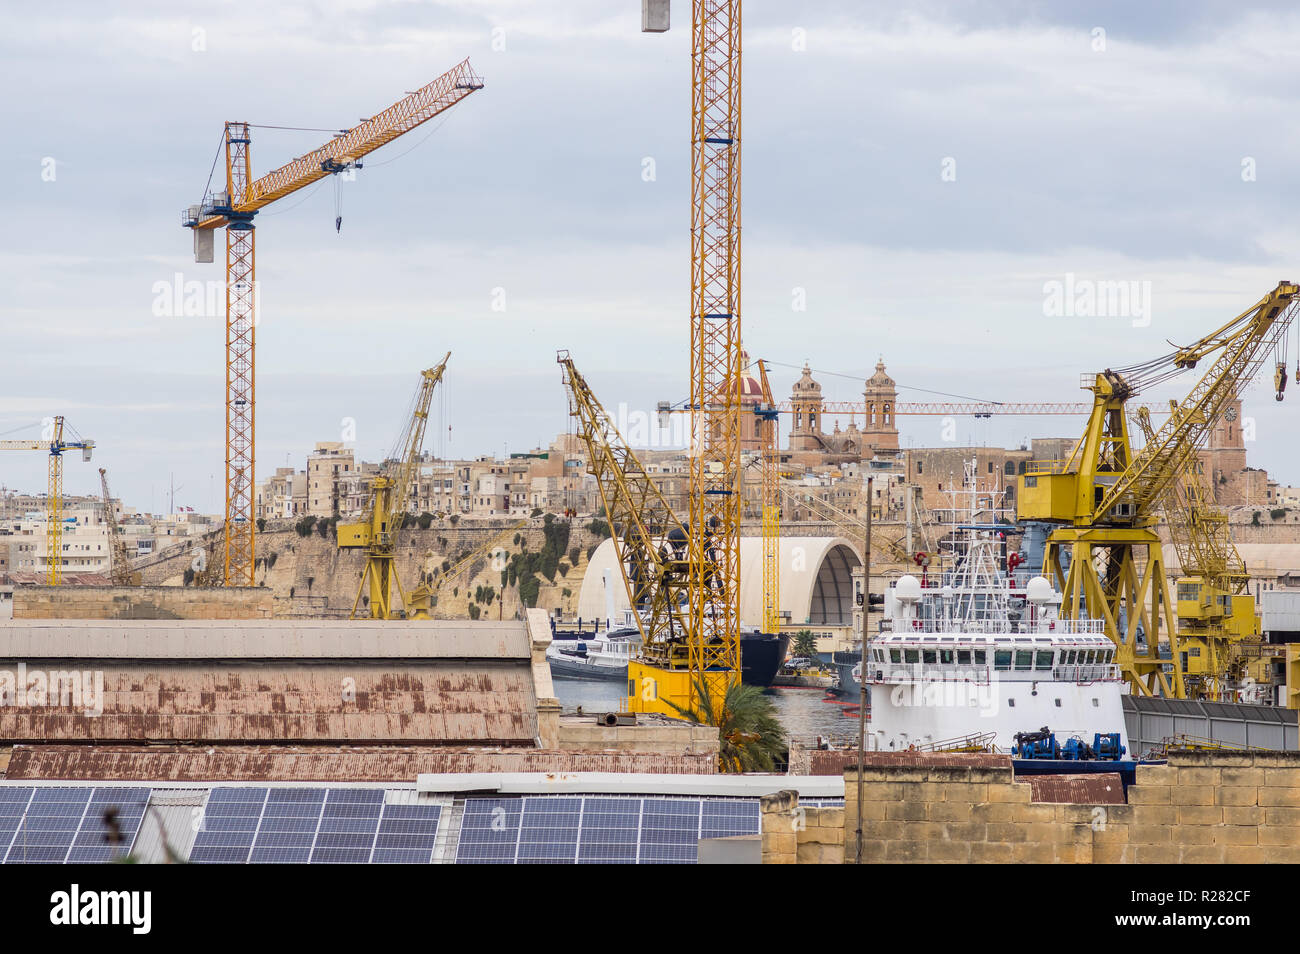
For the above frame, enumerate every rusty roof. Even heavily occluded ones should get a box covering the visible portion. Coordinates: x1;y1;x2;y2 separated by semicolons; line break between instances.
0;618;532;660
1025;772;1125;804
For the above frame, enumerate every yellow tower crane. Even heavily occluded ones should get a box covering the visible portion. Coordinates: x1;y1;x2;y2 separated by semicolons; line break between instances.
642;0;744;711
0;417;94;585
97;468;138;586
337;354;450;619
182;60;482;588
1019;281;1300;697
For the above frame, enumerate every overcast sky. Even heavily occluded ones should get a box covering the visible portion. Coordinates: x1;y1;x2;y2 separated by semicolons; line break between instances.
3;0;1300;514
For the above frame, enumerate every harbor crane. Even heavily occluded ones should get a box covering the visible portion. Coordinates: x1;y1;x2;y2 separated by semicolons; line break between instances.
182;60;482;588
1019;281;1300;697
97;468;138;586
337;354;450;620
559;353;732;714
0;417;94;585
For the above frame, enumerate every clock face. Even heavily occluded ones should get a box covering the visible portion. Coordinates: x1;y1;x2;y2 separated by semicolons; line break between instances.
1224;406;1238;422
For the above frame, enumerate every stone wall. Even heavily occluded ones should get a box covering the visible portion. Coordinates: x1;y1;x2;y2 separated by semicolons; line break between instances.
557;719;719;762
759;790;845;864
775;750;1300;864
13;585;273;620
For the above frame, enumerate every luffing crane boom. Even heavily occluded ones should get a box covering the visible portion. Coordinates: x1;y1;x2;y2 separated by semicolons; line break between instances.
97;468;136;586
181;59;482;588
337;353;450;619
0;417;94;585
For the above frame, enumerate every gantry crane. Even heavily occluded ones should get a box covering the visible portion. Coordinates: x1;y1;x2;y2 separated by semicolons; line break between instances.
1019;281;1300;697
560;353;730;714
0;417;94;585
182;60;482;588
97;468;137;586
337;354;450;619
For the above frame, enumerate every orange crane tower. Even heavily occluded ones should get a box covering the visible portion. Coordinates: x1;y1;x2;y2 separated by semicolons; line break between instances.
182;59;482;586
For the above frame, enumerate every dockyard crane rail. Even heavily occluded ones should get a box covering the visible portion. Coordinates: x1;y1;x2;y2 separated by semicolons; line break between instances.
0;417;94;585
1019;280;1300;698
558;352;704;683
181;59;482;588
337;354;450;619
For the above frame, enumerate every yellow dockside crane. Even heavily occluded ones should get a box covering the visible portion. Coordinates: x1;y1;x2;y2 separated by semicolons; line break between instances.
337;354;450;619
0;417;94;585
1019;281;1300;697
182;60;482;587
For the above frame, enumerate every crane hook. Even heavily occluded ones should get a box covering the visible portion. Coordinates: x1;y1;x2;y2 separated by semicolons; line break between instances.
1275;362;1287;401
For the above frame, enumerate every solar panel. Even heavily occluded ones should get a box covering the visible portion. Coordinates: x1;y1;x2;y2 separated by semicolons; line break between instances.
313;789;384;864
4;787;90;864
67;788;150;863
0;788;34;863
701;799;759;839
576;797;641;865
455;798;522;864
369;803;442;864
639;798;703;865
516;797;581;864
248;788;325;864
188;787;267;865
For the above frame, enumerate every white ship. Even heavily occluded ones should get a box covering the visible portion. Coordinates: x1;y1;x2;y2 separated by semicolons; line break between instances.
857;458;1129;754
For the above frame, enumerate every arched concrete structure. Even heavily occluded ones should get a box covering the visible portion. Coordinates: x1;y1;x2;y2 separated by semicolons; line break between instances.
576;536;862;630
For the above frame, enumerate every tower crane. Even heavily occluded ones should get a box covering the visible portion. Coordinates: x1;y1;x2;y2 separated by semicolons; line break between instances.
0;417;94;585
97;468;137;586
1019;281;1300;697
337;354;450;619
642;0;744;712
559;353;731;714
182;59;482;588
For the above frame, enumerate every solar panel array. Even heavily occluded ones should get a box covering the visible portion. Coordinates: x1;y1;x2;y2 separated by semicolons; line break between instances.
1;786;149;864
188;787;443;865
456;795;760;865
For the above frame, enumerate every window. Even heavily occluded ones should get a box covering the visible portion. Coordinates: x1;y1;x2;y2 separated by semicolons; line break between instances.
957;650;971;665
1035;651;1054;670
904;649;919;664
994;650;1012;671
940;649;954;664
974;650;987;665
922;650;936;664
1014;650;1033;670
1054;699;1062;707
1005;462;1016;476
1007;698;1016;707
988;462;994;473
917;461;923;474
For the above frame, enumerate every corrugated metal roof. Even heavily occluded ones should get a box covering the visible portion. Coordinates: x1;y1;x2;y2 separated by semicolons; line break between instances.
2;745;717;780
1025;772;1125;804
0;619;531;660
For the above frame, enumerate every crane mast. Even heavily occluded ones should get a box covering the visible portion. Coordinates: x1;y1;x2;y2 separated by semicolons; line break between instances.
685;0;744;703
755;359;780;635
183;59;482;587
337;354;450;619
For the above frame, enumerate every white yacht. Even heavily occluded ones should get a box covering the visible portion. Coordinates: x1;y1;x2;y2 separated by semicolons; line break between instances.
545;625;640;681
857;459;1129;755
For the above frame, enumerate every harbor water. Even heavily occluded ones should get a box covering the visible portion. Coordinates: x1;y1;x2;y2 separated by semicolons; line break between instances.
552;676;863;747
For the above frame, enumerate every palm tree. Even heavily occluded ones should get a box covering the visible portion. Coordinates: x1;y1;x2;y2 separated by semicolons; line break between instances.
666;676;787;773
792;629;818;661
